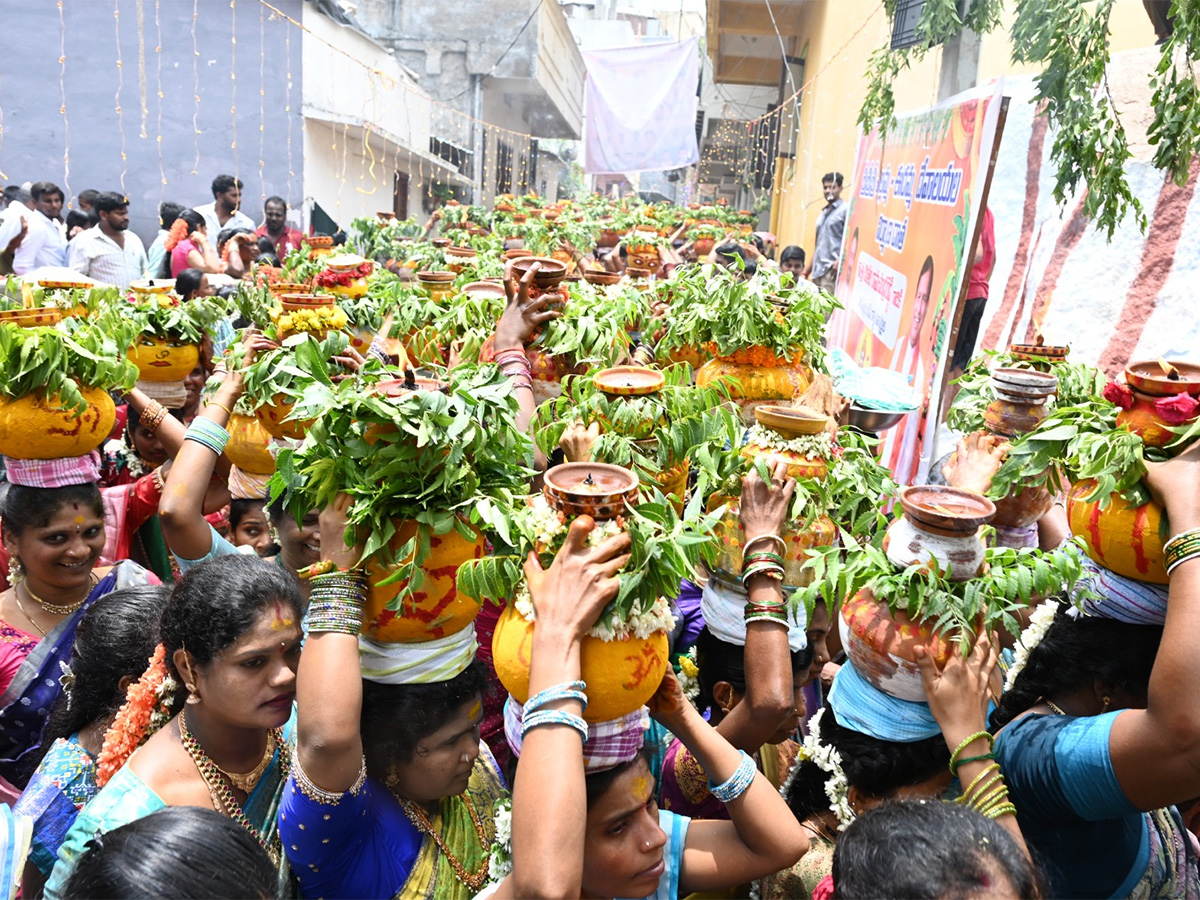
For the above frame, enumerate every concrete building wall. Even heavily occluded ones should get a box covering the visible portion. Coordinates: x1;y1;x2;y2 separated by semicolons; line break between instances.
0;0;304;243
767;1;1159;252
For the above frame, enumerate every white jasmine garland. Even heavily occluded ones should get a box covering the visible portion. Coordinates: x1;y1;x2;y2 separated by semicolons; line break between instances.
1004;600;1059;691
486;797;513;886
121;444;149;478
524;495;567;548
745;423;833;460
801;708;855;831
513;580;676;640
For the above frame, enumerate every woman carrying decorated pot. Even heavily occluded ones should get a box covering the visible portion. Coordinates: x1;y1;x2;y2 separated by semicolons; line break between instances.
44;553;302;898
0;455;155;799
988;442;1200;897
157;330;321;586
766;631;1025;899
659;461;825;821
277;494;506;899
14;583;168;896
484;516;809;899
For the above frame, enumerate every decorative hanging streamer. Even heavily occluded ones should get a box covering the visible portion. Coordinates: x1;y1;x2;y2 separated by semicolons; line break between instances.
136;0;148;139
191;0;201;175
155;0;166;189
0;71;6;181
230;0;239;170
57;1;71;202
114;0;128;194
258;0;266;201
284;13;294;196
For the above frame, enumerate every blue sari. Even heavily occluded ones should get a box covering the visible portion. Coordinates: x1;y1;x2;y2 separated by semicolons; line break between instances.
0;561;149;789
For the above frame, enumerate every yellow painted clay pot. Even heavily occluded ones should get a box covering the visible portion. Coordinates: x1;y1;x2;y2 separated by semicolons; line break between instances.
492;603;669;722
654;458;690;514
0;387;115;460
225;413;276;476
128;334;199;382
711;494;836;589
1067;478;1168;584
696;352;810;424
364;520;487;642
256;395;311;441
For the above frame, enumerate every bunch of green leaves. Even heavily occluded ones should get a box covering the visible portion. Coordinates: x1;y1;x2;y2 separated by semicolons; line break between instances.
713;427;897;545
531;365;741;478
348;216;424;260
797;532;1091;643
271;364;536;602
548;216;601;257
0;318;139;412
947;350;1107;435
278;245;325;285
236;330;353;408
457;482;724;627
430;291;506;364
620;230;673;252
26;285;120;316
231;282;274;328
533;279;647;367
655;263;837;370
103;291;228;344
688;223;724;240
1148;0;1200;183
382;281;439;343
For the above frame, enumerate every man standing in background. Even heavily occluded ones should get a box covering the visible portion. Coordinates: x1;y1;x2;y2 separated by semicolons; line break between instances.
255;196;304;259
805;171;848;295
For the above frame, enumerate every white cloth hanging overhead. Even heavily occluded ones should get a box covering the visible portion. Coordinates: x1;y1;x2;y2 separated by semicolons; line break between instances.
582;37;701;175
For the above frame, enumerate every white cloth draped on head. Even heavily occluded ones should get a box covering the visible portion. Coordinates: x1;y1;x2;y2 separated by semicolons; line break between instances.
358;623;477;685
700;576;809;653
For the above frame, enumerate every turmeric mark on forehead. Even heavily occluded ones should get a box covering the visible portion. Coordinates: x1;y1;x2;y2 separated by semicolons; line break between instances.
270;600;294;631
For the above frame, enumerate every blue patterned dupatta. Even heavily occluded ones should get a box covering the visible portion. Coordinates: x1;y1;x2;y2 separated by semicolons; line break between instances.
0;562;149;789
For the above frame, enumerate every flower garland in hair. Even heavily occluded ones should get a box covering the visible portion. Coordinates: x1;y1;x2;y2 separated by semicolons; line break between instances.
164;217;190;252
677;646;701;707
485;797;513;887
1003;600;1059;692
96;644;178;786
801;708;854;831
120;443;149;479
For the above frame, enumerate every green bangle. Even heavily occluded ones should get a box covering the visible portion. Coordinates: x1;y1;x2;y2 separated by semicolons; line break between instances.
949;731;993;774
952;752;997;775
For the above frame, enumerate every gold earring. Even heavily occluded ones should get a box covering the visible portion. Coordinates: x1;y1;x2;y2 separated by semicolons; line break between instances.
1101;695;1111;714
8;556;23;586
185;682;201;705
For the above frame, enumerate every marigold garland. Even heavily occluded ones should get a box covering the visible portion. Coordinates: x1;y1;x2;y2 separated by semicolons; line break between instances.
163;218;190;252
96;643;178;786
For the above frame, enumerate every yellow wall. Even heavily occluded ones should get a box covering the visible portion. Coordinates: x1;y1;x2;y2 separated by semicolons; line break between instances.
768;0;1159;252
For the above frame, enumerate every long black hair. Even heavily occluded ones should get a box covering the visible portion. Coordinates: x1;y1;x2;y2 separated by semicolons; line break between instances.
693;626;812;719
34;585;169;767
360;658;486;779
785;704;948;822
990;601;1161;730
832;798;1043;898
61;806;278;899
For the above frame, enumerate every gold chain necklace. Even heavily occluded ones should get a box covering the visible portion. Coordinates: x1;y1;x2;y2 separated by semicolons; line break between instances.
179;710;288;864
22;572;97;616
1044;699;1068;716
395;792;490;891
10;590;46;637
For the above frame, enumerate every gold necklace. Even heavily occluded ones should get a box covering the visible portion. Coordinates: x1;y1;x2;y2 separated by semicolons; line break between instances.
395;793;490;891
216;730;276;793
10;590;46;637
1044;699;1069;716
22;572;97;615
179;710;287;864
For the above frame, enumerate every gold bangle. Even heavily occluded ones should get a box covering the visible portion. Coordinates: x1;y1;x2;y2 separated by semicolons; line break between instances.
208;400;234;418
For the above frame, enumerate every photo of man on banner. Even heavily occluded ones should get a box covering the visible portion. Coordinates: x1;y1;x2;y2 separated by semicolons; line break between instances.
827;81;1006;486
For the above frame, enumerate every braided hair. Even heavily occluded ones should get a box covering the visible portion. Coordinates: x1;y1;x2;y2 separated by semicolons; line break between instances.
785;704;948;822
34;585;169;768
990;601;1161;730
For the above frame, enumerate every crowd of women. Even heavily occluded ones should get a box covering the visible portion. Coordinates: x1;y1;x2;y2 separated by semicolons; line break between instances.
0;209;1197;900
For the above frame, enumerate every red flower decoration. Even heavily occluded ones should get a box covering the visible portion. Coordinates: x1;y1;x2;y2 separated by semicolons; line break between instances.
1154;392;1200;425
1102;381;1135;410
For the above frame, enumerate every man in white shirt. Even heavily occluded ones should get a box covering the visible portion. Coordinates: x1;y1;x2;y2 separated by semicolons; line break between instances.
195;174;255;240
12;181;68;274
67;192;148;289
0;187;32;275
